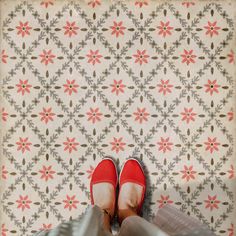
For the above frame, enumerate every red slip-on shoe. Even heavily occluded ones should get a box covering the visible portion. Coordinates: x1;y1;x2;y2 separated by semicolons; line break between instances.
90;157;118;207
119;158;146;215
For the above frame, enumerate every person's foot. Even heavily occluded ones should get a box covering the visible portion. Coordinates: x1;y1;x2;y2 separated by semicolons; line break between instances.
90;158;118;231
118;159;146;224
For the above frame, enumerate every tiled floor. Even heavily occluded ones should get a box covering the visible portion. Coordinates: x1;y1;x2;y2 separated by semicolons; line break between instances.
0;1;235;236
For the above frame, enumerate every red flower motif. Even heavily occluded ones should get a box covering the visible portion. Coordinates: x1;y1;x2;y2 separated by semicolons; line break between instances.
181;49;196;65
157;137;173;153
86;166;94;179
227;109;233;121
204;195;220;211
16;195;32;211
110;21;126;37
86;50;102;65
204;137;220;153
39;50;56;65
63;21;79;37
39;166;55;181
39;224;52;231
228;50;234;64
157;21;173;37
16;21;32;37
1;50;8;64
204;21;221;37
87;108;103;123
135;0;148;7
1;224;8;236
2;108;8;122
228;165;234;179
204;79;220;95
182;2;195;8
157;195;173;208
133;50;149;65
63;79;79;95
133;108;149;124
16;137;32;153
228;224;234;236
63;195;79;211
63;137;79;154
16;79;32;95
181;107;196;124
110;80;126;95
110;137;126;153
39;107;55;124
157;79;173;95
1;165;8;180
41;0;54;8
88;0;101;8
181;165;196;181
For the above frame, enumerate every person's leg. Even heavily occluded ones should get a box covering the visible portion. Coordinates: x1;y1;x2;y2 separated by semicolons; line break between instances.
116;158;167;236
118;203;216;236
90;158;118;233
72;205;113;236
117;159;146;224
33;158;117;236
92;182;115;233
118;204;216;236
119;215;168;236
117;182;142;222
33;205;113;236
117;159;167;236
152;204;216;236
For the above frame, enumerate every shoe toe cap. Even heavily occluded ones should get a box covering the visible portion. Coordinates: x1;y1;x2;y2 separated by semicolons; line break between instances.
91;159;117;184
120;159;145;185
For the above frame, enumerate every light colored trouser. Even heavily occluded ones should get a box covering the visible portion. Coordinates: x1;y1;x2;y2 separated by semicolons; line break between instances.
33;205;216;236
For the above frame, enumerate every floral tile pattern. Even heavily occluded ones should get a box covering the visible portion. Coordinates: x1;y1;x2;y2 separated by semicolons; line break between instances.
0;0;236;236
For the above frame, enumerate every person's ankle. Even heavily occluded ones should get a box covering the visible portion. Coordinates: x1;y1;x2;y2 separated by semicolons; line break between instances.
93;183;115;218
102;210;112;232
118;206;138;223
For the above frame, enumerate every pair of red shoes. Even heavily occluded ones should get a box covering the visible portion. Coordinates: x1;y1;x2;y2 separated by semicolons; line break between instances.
90;158;146;217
